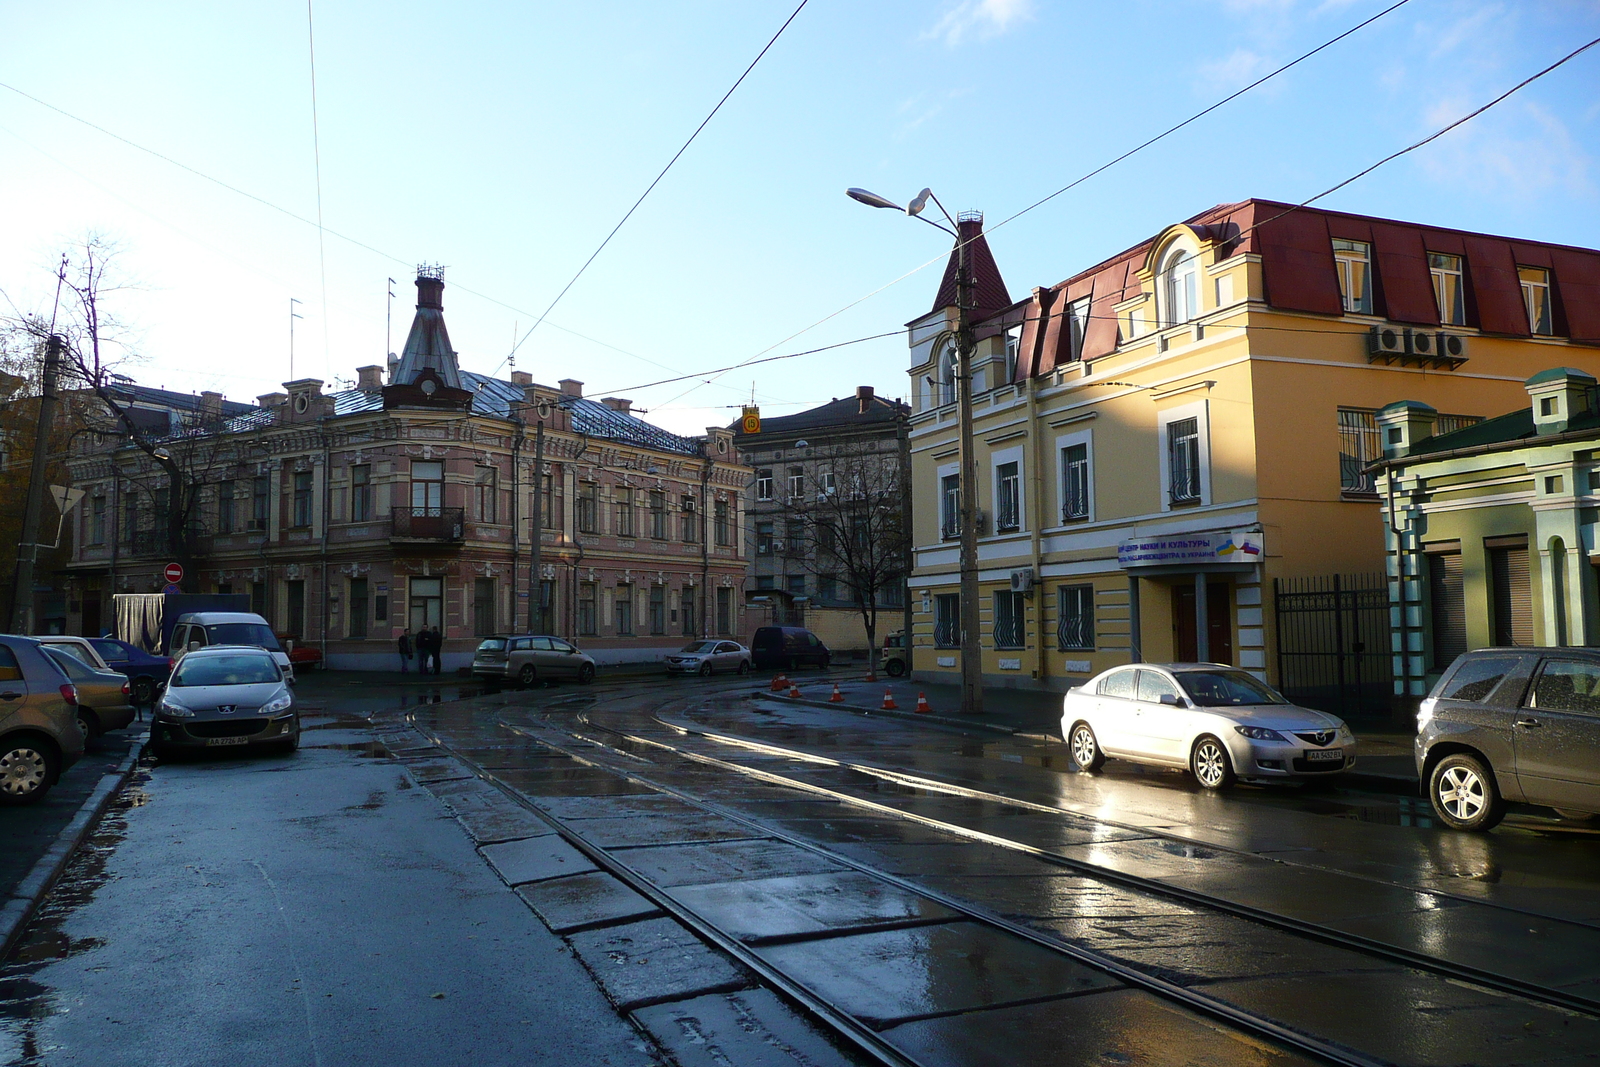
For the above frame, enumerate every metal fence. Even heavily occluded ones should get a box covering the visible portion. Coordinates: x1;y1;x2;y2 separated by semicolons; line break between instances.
1273;573;1393;721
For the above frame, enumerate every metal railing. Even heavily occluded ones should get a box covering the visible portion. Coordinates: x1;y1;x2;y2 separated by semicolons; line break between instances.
390;506;465;542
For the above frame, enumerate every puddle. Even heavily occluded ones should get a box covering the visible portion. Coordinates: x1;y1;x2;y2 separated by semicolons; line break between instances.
1296;795;1437;828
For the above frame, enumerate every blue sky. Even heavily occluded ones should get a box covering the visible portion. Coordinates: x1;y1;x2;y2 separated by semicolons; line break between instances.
2;0;1596;434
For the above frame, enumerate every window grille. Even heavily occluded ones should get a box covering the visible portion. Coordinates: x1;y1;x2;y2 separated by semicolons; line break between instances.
1057;585;1095;651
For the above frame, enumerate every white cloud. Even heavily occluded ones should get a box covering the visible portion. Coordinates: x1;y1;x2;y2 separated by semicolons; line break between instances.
1418;100;1595;201
1196;48;1276;94
923;0;1035;47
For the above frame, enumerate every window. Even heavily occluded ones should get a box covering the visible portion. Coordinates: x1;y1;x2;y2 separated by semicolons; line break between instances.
1519;267;1553;335
411;460;444;515
251;581;267;616
681;495;697;542
252;476;269;530
473;578;495;637
716;587;733;635
787;467;804;501
681;586;697;636
536;580;555;634
1004;325;1022;383
934;593;960;648
1167;417;1201;504
1137;670;1181;704
1427;549;1466;671
820;470;836;496
1066;297;1090;363
1062;444;1089;521
784;519;803;557
375;589;388;623
994;591;1025;649
649;490;666;539
1428;252;1465;326
578;582;597;635
755;468;773;501
1440;656;1523;703
577;482;599;533
476;466;498;524
616;487;635;537
1332;239;1373;314
292;470;313;528
996;461;1020;531
787;574;806;596
756;520;774;555
351;464;372;522
216;483;233;535
647;585;665;635
409;576;442;631
1057;585;1094;650
123;492;138;545
349;578;369;639
540;473;560;529
940;473;961;538
90;494;106;544
1159;247;1198;326
1530;660;1600;715
615;586;634;634
1098;669;1136;698
714;499;732;546
1338;408;1381;494
818;575;837;601
285;580;306;638
756;575;775;591
1488;539;1533;647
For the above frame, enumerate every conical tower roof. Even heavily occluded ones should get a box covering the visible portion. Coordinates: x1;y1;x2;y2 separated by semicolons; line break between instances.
392;269;463;390
931;214;1011;318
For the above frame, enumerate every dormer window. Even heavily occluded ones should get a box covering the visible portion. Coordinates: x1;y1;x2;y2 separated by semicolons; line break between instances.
1004;326;1022;383
1333;240;1372;314
1519;267;1553;335
1158;247;1198;327
1428;253;1465;325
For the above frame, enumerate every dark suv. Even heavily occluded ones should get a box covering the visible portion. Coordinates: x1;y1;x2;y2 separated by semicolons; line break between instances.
0;635;85;805
1417;647;1600;830
751;627;830;671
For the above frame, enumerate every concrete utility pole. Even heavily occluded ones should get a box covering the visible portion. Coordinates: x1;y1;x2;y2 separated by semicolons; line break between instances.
10;335;64;634
527;418;545;633
953;232;984;716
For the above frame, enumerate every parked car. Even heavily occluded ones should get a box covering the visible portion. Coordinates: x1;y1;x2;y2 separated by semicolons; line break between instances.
471;635;596;687
666;640;752;676
1061;663;1356;790
83;637;172;705
751;627;831;671
170;612;294;683
35;635;114;671
150;646;299;757
41;646;136;743
278;635;323;673
0;634;85;805
881;631;908;677
1417;647;1600;831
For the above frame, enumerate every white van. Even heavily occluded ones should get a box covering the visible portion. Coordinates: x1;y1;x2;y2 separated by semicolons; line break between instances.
170;612;295;683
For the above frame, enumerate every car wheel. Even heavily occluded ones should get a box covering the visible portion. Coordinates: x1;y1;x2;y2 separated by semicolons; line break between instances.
518;664;538;688
1191;735;1236;791
886;658;906;678
130;677;156;705
699;662;714;677
76;709;99;746
578;663;596;685
1068;722;1105;773
737;660;750;675
1429;753;1505;831
278;732;300;755
0;739;58;806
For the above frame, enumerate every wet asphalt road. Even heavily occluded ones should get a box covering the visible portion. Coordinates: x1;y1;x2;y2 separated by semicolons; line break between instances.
4;672;1599;1066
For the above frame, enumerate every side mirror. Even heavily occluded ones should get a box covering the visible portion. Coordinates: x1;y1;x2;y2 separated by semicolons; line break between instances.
1159;693;1184;707
187;641;202;653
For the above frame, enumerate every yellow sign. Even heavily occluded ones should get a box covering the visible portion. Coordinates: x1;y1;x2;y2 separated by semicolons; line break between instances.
741;406;760;435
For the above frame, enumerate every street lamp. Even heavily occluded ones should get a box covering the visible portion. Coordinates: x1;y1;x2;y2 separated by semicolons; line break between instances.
847;186;983;716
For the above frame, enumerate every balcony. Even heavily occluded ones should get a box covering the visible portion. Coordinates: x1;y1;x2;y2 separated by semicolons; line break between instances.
390;506;465;544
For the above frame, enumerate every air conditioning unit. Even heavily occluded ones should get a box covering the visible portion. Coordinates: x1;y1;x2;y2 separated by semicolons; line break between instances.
757;543;771;555
1009;568;1034;593
771;539;786;552
1405;328;1436;357
1437;332;1467;359
1368;325;1404;356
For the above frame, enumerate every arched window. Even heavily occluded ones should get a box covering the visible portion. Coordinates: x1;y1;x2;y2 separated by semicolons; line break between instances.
1159;246;1198;327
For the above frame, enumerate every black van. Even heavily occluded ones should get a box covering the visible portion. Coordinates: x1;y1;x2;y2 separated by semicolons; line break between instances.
751;627;831;671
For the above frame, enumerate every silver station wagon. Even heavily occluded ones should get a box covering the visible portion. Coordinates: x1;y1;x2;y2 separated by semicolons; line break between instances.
472;634;596;687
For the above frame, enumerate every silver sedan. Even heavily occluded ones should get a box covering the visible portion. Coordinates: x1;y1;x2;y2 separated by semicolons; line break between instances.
151;646;299;757
666;640;752;676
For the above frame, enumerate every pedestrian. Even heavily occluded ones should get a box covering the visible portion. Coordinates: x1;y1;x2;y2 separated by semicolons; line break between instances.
428;624;444;675
398;628;414;673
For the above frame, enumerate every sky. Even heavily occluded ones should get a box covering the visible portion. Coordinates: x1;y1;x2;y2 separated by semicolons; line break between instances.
1;0;1597;436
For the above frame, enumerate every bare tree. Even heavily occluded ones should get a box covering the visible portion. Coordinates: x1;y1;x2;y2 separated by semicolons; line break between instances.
782;446;907;672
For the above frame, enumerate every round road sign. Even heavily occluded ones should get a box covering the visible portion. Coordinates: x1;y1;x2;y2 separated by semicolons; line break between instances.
163;562;185;584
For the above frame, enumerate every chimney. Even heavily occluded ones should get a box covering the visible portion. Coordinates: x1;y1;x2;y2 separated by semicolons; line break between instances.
510;371;532;387
559;379;584;398
601;397;632;414
415;266;445;310
1525;367;1596;435
1375;400;1437;459
257;392;288;409
856;385;875;414
356;365;385;391
200;390;224;420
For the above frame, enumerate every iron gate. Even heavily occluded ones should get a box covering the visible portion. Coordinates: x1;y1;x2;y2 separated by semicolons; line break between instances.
1273;573;1393;721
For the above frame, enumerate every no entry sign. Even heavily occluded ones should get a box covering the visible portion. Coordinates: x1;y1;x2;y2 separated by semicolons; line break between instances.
163;562;185;584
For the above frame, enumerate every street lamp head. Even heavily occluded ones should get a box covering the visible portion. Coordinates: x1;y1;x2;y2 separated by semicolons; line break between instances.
151;447;172;462
793;439;809;449
846;187;903;212
906;188;933;217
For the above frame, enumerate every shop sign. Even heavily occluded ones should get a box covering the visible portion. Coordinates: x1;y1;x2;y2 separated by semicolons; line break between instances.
1117;530;1264;569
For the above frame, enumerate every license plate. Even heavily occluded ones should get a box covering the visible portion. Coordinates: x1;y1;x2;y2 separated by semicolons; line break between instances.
1305;747;1343;762
206;736;250;747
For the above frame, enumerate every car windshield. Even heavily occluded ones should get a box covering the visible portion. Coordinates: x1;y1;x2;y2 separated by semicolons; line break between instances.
172;654;280;687
204;623;281;650
45;643;96;667
1179;670;1287;706
681;641;717;654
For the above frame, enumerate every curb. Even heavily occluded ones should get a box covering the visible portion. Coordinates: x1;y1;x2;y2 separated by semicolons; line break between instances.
0;741;144;961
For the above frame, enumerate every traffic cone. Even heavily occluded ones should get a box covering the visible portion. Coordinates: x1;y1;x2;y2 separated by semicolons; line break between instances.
829;682;844;703
915;692;932;715
789;681;802;698
770;674;786;692
881;688;897;710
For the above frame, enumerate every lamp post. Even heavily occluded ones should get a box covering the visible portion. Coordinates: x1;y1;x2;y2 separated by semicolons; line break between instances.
847;187;983;716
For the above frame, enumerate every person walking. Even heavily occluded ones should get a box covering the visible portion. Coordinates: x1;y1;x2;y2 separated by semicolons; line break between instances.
398;628;414;674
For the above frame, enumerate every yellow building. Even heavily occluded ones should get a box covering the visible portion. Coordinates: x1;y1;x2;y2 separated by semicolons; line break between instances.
905;200;1600;721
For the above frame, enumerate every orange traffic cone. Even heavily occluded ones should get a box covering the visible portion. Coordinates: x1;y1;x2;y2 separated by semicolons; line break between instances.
770;674;787;692
881;688;897;710
829;682;844;703
789;681;802;698
915;692;932;715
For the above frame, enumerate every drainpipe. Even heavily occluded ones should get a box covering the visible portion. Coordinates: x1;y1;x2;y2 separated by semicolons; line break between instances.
1026;377;1047;685
528;420;544;632
510;414;523;634
700;450;712;639
319;429;331;665
898;407;913;678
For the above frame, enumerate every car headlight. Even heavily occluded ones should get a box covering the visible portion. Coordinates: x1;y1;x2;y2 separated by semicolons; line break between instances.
1234;725;1287;742
261;692;293;715
157;699;194;718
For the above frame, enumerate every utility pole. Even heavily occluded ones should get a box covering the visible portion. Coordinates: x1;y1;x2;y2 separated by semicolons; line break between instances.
897;404;914;681
10;335;64;634
290;298;304;381
527;417;545;632
385;279;396;365
954;227;984;716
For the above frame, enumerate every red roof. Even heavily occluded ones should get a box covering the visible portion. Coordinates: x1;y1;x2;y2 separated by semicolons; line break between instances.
930;216;1013;320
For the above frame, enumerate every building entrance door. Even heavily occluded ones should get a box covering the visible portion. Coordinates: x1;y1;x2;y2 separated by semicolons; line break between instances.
1172;581;1232;664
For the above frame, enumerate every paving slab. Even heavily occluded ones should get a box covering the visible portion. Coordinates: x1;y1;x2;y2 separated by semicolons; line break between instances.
395;755;477;783
567;916;750;1010
620;839;849;888
502;766;659;797
1049;836;1257;882
480;835;598;885
565;811;763;849
631;988;864;1067
754;921;1122;1028
912;873;1198;923
879;987;1321;1067
536;793;701;821
1156;863;1447;925
666;871;958;943
422;777;558;843
516;871;664;933
827;840;1061;879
